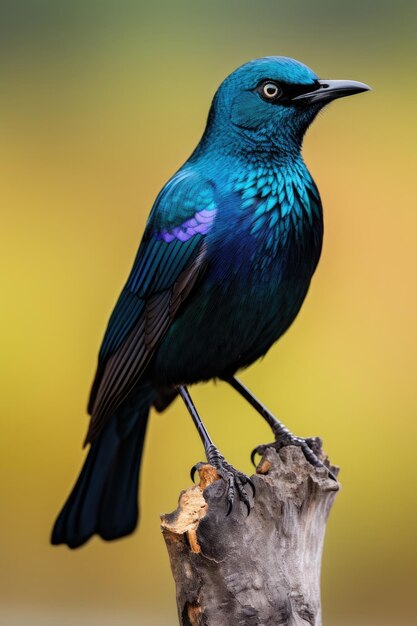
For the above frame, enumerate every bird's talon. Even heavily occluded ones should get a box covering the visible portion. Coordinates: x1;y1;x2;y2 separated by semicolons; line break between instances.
234;475;252;516
246;476;256;496
203;452;255;516
190;464;198;483
253;434;336;481
328;469;338;482
250;445;266;467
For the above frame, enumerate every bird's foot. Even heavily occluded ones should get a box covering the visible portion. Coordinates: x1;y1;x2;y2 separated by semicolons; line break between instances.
191;445;255;516
251;433;337;481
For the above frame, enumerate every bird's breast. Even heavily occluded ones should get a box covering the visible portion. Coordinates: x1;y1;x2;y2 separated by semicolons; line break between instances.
208;158;323;284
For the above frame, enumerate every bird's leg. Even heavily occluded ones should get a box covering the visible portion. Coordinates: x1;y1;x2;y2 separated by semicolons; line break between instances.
177;385;255;515
226;376;336;480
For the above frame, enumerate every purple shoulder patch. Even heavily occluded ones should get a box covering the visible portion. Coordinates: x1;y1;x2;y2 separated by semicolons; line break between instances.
155;208;217;243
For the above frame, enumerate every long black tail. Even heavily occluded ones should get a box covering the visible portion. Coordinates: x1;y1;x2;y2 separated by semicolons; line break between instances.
51;385;154;549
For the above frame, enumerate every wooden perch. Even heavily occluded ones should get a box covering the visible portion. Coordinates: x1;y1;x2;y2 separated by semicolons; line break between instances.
161;445;340;626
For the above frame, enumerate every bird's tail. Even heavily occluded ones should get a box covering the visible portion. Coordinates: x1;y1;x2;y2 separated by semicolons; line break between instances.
51;385;154;549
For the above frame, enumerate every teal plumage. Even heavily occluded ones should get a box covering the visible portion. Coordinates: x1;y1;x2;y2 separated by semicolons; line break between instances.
52;57;370;548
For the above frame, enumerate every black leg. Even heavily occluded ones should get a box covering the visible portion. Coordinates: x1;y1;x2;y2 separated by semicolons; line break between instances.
177;385;255;515
226;376;292;439
226;376;336;480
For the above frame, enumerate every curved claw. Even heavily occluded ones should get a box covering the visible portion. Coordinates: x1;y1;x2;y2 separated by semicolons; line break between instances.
309;458;338;482
251;447;261;467
190;464;197;483
328;469;338;482
225;498;233;517
234;475;253;516
246;476;256;497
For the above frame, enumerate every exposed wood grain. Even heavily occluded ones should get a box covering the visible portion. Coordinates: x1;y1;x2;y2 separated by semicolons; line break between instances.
161;445;339;626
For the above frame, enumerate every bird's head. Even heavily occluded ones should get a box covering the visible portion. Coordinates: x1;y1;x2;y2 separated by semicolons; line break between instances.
206;57;370;157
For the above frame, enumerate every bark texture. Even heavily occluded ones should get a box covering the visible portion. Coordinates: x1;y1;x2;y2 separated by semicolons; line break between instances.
161;445;339;626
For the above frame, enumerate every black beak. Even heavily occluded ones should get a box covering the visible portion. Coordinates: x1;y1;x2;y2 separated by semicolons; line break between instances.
293;79;371;105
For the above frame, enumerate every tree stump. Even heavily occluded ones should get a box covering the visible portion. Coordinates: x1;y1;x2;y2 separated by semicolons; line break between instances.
161;445;340;626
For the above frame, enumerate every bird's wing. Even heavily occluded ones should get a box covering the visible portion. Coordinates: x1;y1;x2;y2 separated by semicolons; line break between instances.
85;169;216;443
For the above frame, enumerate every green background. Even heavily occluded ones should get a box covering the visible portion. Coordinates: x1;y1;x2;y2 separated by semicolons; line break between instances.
1;1;416;624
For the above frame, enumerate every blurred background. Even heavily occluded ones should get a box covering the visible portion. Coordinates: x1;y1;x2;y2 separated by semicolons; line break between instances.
1;1;416;624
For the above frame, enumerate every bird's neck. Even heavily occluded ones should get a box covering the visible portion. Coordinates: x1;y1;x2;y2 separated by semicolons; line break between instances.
195;124;302;162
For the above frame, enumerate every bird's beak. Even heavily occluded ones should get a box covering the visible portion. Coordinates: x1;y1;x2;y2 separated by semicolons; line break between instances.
293;79;371;105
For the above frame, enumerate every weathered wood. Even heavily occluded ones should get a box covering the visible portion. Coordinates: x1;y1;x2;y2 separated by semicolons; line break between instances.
161;445;339;626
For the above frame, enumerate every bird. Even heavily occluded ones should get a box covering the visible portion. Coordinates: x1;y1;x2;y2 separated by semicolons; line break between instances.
51;56;370;549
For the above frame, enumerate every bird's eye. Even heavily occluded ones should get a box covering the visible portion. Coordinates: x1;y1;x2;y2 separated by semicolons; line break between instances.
261;82;281;100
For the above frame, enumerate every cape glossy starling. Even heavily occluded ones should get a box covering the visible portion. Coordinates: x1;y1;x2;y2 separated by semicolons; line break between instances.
52;57;370;548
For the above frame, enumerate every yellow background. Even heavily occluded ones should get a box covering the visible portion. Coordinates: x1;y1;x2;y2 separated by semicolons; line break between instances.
1;1;416;624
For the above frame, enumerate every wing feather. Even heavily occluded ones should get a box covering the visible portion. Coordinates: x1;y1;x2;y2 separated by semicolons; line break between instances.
85;169;215;443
